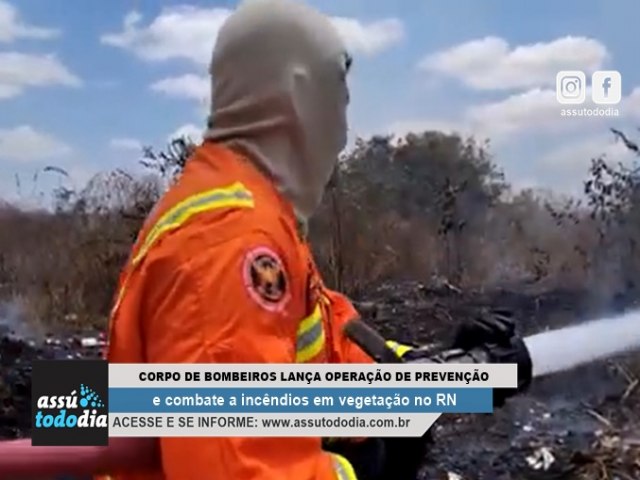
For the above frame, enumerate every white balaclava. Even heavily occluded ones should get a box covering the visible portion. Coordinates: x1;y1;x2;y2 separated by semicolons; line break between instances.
203;0;351;222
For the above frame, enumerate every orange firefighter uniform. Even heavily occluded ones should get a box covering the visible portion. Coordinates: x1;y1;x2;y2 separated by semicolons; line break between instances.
100;142;375;480
95;0;415;477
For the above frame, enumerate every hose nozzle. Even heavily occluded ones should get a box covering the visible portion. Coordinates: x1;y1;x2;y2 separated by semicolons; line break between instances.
343;318;533;407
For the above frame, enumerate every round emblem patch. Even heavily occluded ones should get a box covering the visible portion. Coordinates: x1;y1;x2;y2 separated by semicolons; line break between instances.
243;247;290;311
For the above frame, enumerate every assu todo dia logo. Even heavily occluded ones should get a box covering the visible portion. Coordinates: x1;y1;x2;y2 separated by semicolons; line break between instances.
31;360;109;446
35;383;108;429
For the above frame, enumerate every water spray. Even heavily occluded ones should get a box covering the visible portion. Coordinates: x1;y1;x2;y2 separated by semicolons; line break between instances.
343;319;532;404
344;309;640;403
524;309;640;378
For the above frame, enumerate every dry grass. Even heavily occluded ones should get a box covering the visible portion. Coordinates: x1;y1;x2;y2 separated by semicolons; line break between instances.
0;130;638;330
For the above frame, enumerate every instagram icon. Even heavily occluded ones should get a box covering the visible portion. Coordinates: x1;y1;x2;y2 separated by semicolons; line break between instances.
556;71;586;104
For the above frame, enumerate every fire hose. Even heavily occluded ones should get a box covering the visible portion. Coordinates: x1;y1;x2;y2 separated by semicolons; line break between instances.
342;317;534;404
0;317;534;478
321;318;534;479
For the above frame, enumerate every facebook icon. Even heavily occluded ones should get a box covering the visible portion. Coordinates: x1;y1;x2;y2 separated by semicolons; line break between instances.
602;76;611;98
592;71;622;104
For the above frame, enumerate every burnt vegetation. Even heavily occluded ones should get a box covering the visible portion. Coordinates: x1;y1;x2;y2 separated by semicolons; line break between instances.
0;129;639;327
2;128;640;478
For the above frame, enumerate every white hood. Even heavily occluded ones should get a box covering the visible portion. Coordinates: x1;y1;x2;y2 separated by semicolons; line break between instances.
203;0;351;221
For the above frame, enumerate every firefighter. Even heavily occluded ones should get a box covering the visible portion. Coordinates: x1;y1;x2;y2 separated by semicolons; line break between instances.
97;0;532;478
101;0;422;478
0;1;533;478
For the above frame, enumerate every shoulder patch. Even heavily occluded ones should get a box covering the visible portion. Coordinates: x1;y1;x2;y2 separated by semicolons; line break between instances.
243;246;290;311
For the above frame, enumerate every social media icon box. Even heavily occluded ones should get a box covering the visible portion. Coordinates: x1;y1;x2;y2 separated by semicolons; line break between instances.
591;71;621;104
556;71;586;104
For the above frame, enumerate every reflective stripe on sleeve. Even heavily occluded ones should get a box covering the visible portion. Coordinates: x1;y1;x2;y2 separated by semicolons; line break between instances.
110;182;254;316
132;182;254;265
295;304;325;363
331;453;358;480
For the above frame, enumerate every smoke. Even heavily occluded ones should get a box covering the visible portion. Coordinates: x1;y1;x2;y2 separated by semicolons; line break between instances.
0;299;41;340
524;308;640;378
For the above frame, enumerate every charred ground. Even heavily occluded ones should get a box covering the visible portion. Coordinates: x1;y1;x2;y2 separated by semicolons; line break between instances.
361;282;640;480
2;130;640;479
2;282;640;479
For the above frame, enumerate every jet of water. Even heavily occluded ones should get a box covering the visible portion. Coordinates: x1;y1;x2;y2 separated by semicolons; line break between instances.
524;309;640;378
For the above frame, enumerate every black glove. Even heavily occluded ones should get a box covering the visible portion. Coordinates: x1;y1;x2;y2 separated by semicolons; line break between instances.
450;308;532;407
451;308;516;351
378;435;431;480
323;435;429;480
484;336;533;407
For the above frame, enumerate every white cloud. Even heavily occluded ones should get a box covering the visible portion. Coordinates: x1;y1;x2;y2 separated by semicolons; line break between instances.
625;87;640;117
419;36;608;91
101;7;403;65
528;134;638;195
0;52;81;99
381;89;564;143
378;84;640;196
466;88;564;138
383;119;467;139
100;8;230;65
109;137;143;151
383;83;640;146
168;123;203;143
0;83;20;99
331;17;404;56
0;125;72;162
0;0;60;43
465;86;639;140
151;74;209;102
541;134;635;175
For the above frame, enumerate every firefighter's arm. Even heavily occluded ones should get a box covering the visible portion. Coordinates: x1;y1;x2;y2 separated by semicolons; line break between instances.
324;289;412;363
0;438;158;478
139;233;360;480
321;289;430;480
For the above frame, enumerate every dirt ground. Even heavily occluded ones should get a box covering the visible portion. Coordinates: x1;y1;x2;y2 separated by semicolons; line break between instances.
1;282;640;479
359;282;640;479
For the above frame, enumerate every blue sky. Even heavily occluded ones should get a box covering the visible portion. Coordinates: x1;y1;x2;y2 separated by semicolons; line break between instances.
1;0;640;206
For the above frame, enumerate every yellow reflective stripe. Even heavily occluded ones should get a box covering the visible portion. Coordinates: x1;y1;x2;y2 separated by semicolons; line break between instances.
295;304;325;363
111;271;135;315
385;340;413;358
132;182;254;265
332;453;358;480
111;283;127;314
110;182;254;316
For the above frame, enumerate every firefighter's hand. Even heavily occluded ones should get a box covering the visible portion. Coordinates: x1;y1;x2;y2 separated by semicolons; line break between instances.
379;435;430;480
323;435;430;480
451;308;516;351
451;308;533;407
485;336;533;407
323;438;386;480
